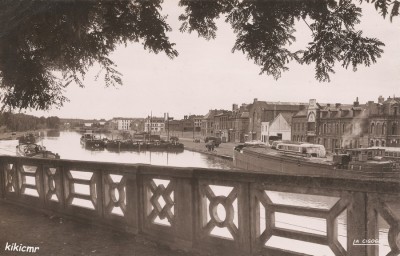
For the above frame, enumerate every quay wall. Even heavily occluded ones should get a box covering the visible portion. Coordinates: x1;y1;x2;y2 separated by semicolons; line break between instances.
0;156;399;256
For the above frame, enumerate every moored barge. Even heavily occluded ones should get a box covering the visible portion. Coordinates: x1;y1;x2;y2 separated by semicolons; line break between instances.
234;142;399;180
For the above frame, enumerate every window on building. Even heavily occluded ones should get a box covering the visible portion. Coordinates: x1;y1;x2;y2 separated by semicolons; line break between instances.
382;123;386;135
392;123;397;135
370;123;375;134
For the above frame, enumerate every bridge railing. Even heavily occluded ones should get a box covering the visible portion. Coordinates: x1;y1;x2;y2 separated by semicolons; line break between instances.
0;155;399;256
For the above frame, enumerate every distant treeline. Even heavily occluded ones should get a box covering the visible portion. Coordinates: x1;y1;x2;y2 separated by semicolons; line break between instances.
0;112;60;132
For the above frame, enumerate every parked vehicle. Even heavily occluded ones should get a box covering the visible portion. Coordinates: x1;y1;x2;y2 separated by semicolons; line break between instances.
170;136;179;142
204;136;221;147
276;142;326;158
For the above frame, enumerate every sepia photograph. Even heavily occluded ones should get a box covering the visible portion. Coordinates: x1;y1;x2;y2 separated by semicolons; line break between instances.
0;0;399;255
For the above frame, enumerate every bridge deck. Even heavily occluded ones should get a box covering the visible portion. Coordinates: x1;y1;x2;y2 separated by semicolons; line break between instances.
0;202;197;256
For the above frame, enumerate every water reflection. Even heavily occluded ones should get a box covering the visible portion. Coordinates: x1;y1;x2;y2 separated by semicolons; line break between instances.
0;131;233;169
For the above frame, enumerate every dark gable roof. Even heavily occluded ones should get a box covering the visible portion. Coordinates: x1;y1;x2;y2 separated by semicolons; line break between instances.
280;112;294;125
293;109;307;117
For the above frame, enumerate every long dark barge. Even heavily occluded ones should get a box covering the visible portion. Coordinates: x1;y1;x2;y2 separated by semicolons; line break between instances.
233;142;400;180
105;139;184;153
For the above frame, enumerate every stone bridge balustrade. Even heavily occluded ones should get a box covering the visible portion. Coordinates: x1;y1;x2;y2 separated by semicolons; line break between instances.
0;155;399;256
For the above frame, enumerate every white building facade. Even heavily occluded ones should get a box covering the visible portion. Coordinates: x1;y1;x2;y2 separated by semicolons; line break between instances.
117;119;131;130
144;117;165;133
261;113;293;144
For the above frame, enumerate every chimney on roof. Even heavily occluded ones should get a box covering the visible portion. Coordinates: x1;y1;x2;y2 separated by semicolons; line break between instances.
353;97;359;107
378;96;384;104
232;104;238;111
254;98;258;103
335;103;341;108
327;103;331;107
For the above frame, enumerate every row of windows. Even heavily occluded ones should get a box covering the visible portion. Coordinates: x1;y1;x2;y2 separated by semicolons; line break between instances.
316;138;359;149
293;123;306;131
292;135;306;142
370;122;398;135
369;140;386;147
320;123;351;135
147;123;165;127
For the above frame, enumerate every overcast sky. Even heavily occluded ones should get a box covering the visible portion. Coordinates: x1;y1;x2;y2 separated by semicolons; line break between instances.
28;1;400;120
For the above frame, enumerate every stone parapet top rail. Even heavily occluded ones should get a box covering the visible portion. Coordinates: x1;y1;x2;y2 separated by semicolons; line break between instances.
0;155;399;256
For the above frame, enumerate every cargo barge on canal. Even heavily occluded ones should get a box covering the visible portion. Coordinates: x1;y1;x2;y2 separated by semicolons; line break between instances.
233;142;400;180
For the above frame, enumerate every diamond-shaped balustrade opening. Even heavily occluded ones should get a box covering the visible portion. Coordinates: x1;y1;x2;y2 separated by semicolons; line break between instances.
158;195;166;209
150;178;174;227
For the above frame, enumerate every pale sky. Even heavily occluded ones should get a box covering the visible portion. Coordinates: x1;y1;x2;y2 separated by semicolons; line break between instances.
27;1;399;120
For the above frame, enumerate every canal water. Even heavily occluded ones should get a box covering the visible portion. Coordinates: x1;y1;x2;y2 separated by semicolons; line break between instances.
0;131;392;255
0;131;233;169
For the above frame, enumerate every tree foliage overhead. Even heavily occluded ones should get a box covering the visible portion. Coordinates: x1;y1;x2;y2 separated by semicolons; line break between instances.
179;0;391;81
0;0;398;111
0;0;177;110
